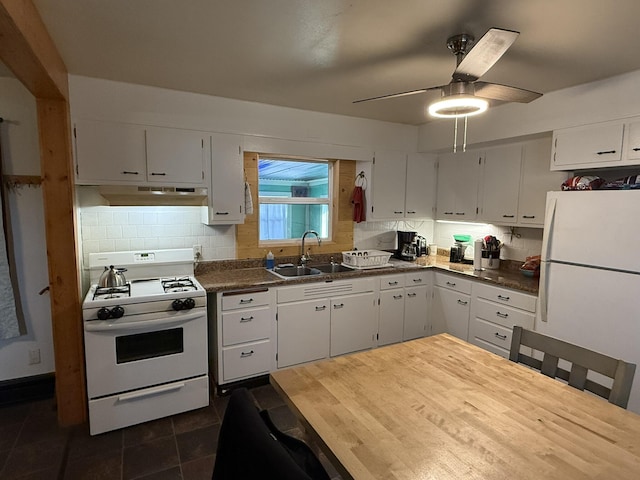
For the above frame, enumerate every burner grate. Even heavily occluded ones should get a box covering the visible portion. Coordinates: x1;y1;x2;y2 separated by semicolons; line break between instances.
161;277;197;293
93;284;131;300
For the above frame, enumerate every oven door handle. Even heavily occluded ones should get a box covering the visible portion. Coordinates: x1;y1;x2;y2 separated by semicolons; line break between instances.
84;311;204;332
118;382;186;402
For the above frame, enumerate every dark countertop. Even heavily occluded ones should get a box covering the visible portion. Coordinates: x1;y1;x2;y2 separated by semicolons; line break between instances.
196;254;539;295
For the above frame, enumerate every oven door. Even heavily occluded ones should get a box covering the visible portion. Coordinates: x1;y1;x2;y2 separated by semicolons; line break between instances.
84;309;207;399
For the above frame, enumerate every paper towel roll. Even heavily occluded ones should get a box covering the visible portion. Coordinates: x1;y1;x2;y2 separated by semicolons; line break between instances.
473;239;483;270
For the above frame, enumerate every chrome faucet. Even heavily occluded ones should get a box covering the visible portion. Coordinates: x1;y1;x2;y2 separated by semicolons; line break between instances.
300;230;321;265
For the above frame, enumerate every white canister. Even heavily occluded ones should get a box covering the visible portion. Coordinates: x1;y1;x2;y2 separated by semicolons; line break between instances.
473;239;483;270
428;244;437;256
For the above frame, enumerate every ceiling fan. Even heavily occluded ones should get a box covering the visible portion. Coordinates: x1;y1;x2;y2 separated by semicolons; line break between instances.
353;28;542;118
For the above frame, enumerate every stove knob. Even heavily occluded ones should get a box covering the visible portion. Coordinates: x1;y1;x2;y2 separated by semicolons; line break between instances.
183;298;196;310
172;299;184;311
111;306;124;319
97;307;110;320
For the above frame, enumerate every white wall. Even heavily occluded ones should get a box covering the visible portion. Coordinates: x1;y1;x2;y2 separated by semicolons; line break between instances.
418;68;640;152
0;78;55;381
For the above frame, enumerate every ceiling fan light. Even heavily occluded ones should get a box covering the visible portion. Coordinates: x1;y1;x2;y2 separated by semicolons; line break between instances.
428;95;488;118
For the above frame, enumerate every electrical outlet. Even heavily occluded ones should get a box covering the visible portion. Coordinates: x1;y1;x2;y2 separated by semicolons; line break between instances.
193;245;202;259
28;348;41;365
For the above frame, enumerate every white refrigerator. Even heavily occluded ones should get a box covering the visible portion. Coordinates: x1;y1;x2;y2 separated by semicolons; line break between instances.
538;190;640;414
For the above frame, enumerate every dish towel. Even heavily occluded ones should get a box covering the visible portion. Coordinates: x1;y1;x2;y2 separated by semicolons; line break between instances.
0;192;21;340
351;186;366;223
244;181;254;215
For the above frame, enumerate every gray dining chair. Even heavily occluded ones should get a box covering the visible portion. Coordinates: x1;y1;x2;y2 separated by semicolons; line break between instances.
509;326;636;409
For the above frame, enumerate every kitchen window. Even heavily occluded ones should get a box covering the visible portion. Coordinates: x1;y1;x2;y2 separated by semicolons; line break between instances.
258;156;332;242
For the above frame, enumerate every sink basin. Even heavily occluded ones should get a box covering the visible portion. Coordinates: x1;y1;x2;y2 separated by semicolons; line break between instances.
269;265;322;278
313;263;353;274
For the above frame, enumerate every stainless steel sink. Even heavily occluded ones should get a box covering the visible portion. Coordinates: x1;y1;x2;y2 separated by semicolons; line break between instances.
313;263;353;273
269;265;323;279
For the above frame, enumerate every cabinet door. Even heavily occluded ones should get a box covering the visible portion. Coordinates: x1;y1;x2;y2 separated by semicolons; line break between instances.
480;145;522;224
518;138;567;225
552;122;623;170
404;285;429;341
74;119;147;184
625;120;640;161
277;299;330;368
370;150;407;219
432;286;470;341
146;127;205;184
405;153;436;219
378;289;404;346
330;292;376;357
437;151;481;220
203;133;245;224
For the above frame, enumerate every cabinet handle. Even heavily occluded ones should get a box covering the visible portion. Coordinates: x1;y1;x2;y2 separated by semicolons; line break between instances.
333;303;344;309
121;171;139;175
633;147;640;151
412;278;423;283
457;299;468;306
393;294;403;300
240;350;254;358
388;281;398;286
406;211;416;214
446;281;456;287
497;295;510;301
444;212;454;215
455;212;465;216
502;214;515;218
239;316;253;322
215;212;230;215
522;215;535;219
496;311;509;318
596;150;616;155
150;172;167;176
393;211;403;214
407;293;417;298
315;305;326;311
239;298;254;304
494;332;507;340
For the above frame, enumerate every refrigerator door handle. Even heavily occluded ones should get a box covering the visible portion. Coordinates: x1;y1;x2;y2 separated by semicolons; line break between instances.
541;196;557;262
539;261;549;322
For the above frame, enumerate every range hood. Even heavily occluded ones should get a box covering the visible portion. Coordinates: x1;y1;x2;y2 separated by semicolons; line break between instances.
98;185;207;206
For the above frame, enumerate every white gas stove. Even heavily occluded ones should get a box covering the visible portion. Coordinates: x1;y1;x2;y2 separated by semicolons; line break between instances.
82;249;209;435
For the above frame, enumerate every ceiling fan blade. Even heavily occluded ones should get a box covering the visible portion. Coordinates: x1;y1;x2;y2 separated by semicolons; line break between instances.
452;28;519;82
353;86;443;104
474;81;542;103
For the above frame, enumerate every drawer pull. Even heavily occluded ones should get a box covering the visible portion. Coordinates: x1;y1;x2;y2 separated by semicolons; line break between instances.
388;281;398;286
122;171;140;175
502;214;515;218
315;305;326;311
406;210;416;214
596;150;616;155
239;298;254;304
407;293;417;298
333;303;344;309
633;147;640;151
444;212;454;215
412;278;423;283
446;281;456;287
496;311;509;318
215;212;230;215
497;295;510;301
522;215;536;219
393;211;403;214
239;316;253;323
150;172;167;176
494;332;507;341
393;295;403;300
457;299;468;306
240;350;254;358
455;212;465;216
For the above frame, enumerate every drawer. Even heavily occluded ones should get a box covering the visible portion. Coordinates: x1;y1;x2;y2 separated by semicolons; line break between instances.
222;289;270;311
405;271;429;286
380;274;405;290
474;298;535;329
222;306;271;346
470;336;510;359
470;317;513;353
277;278;374;303
473;283;536;313
434;272;472;295
222;340;271;382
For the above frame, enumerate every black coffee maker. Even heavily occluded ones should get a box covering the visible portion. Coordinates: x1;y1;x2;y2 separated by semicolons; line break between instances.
396;231;417;261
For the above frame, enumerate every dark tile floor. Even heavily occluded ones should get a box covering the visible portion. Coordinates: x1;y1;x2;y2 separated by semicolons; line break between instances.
0;384;341;480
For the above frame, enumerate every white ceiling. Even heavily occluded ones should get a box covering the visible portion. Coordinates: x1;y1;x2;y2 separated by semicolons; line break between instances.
29;0;640;125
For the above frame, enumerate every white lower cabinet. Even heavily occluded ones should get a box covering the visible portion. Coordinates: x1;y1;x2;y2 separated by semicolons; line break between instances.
431;273;472;341
469;283;536;358
378;274;406;346
404;283;430;340
276;278;376;368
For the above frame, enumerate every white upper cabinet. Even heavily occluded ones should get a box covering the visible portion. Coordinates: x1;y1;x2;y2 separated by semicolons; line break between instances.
202;133;245;225
624;119;640;161
479;144;523;224
436;150;482;221
405;153;437;219
551;120;624;170
74;119;206;186
74;119;147;184
145;127;205;184
370;150;408;219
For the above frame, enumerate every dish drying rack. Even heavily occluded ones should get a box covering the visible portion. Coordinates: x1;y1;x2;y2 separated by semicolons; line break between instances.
342;250;392;269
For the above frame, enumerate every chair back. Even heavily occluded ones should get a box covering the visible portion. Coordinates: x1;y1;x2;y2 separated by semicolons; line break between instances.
509;326;636;408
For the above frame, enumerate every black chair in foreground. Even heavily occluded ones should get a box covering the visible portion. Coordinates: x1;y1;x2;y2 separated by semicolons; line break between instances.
212;387;329;480
509;326;636;408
